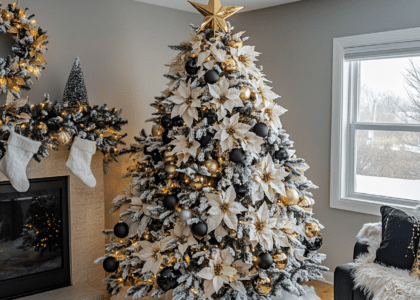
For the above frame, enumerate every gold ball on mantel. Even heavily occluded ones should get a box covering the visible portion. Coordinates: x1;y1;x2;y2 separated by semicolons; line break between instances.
228;39;243;49
152;124;165;137
281;188;300;206
203;158;219;174
273;252;288;270
189;174;207;190
305;221;320;238
221;58;237;73
239;86;251;102
252;277;272;296
55;130;72;146
298;196;313;212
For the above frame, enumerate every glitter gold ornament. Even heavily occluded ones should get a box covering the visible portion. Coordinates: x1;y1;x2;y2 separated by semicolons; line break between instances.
228;39;243;49
281;188;299;206
221;58;237;72
273;252;288;270
202;158;219;174
163;150;175;163
298;196;313;212
239;86;251;101
165;164;177;178
305;222;320;238
152;124;165;137
55;130;72;146
189;174;207;190
252;277;272;296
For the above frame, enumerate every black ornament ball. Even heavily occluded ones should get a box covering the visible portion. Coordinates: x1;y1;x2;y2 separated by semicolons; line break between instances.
257;252;273;270
204;109;217;125
304;235;323;251
229;149;246;163
163;195;179;210
114;222;129;238
204;70;220;84
253;123;269;138
103;257;119;273
191;222;208;238
235;184;247;197
151;149;162;162
274;149;289;161
198;132;215;147
162;131;172;144
157;267;181;292
185;58;199;75
161;116;173;129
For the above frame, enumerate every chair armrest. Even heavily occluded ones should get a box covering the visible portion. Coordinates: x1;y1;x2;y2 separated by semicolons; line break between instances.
353;239;370;260
334;263;355;300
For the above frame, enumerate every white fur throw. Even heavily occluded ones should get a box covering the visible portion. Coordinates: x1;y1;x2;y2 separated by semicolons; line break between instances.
353;222;420;300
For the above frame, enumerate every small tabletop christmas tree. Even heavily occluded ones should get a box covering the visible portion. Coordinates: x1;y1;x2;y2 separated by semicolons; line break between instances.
96;0;327;298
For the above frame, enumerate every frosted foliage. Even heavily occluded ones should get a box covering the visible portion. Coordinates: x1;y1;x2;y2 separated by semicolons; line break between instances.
62;57;88;105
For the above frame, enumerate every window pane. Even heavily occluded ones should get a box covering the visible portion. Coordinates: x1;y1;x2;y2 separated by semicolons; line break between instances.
358;56;420;124
355;130;420;201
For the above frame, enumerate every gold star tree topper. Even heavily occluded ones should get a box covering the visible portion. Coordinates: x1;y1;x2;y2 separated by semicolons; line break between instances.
189;0;244;35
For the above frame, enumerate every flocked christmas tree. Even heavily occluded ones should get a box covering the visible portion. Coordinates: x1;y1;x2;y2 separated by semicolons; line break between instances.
96;0;328;299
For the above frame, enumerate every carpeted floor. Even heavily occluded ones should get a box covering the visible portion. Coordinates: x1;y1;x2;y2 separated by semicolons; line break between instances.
304;280;334;300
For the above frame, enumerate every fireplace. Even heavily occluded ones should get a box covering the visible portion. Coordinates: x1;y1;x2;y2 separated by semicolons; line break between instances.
0;177;70;299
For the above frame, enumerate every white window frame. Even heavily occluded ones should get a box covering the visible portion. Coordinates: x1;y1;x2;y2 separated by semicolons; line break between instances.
331;27;420;216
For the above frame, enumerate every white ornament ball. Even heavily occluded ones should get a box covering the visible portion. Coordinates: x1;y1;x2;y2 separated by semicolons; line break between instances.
179;209;193;222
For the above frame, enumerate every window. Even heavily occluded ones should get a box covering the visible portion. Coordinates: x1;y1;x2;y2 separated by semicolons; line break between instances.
331;28;420;216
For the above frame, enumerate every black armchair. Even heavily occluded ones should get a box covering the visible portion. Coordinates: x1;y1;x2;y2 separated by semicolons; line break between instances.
334;240;372;300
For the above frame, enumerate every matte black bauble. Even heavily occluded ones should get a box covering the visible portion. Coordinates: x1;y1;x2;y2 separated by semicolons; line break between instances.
235;184;247;197
185;58;199;75
191;222;208;238
162;131;172;144
113;222;129;238
229;149;246;163
257;252;273;270
204;70;220;84
274;149;289;161
198;132;215;147
103;257;119;273
163;195;179;210
304;235;323;251
204;109;217;125
157;267;182;292
253;123;269;138
161;116;173;129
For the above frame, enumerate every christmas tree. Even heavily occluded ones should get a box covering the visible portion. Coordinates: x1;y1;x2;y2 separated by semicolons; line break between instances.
62;57;89;106
96;0;327;298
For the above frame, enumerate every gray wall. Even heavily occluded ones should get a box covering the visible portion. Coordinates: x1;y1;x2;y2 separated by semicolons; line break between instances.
229;0;420;272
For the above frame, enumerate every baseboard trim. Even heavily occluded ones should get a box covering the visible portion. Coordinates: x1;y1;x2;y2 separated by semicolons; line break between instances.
319;271;334;285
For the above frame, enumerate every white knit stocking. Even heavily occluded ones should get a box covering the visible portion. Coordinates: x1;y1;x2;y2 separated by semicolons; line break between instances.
65;136;97;188
0;131;41;192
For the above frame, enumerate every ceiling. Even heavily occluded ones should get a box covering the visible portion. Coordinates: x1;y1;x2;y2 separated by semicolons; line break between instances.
135;0;300;14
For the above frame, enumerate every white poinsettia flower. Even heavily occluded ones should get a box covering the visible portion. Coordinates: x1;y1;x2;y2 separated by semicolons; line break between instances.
129;197;153;216
206;185;247;233
208;77;243;120
251;154;288;203
248;202;278;251
168;222;197;255
169;81;201;127
189;34;206;56
166;51;188;77
169;135;200;165
253;78;280;109
197;43;227;66
260;101;287;133
240;131;264;157
214;113;252;153
230;260;252;294
197;248;237;297
135;237;172;274
230;45;260;76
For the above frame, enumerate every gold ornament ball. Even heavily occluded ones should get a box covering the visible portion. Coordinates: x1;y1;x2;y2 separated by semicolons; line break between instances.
228;39;243;49
165;164;177;177
221;58;237;72
152;124;165;137
253;277;272;296
189;174;207;190
203;158;219;174
157;101;165;113
299;196;313;212
273;252;288;270
55;130;72;146
305;222;320;238
163;150;175;163
239;86;251;101
281;189;300;206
